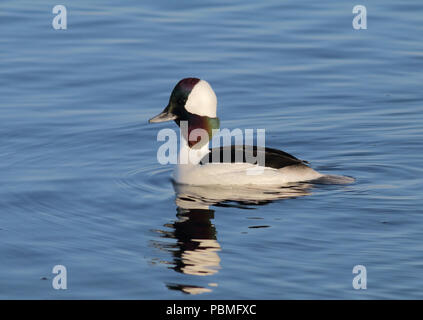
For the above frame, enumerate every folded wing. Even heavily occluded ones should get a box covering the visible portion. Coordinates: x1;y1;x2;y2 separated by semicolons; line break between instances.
200;145;309;169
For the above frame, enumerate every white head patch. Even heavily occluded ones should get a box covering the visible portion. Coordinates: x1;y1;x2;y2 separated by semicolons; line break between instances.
185;80;217;117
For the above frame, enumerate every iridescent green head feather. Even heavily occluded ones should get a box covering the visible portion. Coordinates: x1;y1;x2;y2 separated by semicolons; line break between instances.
149;78;220;147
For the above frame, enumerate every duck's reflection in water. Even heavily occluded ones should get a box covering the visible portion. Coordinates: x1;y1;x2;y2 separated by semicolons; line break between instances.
168;206;220;276
153;182;313;295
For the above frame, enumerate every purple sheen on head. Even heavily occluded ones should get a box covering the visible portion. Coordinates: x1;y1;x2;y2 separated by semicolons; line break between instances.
175;78;201;92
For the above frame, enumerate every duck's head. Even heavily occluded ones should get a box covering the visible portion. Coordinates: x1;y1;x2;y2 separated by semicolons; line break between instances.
149;78;220;147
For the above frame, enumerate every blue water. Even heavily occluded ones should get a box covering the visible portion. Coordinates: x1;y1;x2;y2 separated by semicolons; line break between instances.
1;0;423;299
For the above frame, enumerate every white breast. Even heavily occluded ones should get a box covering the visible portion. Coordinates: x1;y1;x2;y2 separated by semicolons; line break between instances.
173;162;323;186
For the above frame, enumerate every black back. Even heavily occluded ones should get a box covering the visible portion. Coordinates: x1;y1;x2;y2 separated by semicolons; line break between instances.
200;145;309;169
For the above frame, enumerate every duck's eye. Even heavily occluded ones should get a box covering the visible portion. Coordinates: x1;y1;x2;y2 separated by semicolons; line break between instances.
178;98;185;105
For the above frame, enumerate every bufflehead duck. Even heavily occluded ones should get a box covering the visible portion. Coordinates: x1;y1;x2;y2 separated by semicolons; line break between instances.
149;77;324;186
